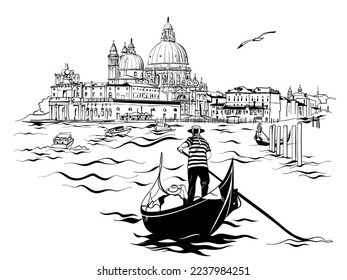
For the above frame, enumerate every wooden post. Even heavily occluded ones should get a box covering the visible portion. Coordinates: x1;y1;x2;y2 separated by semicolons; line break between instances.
276;125;281;156
269;125;272;151
270;125;275;152
291;125;297;161
297;122;302;167
283;125;288;158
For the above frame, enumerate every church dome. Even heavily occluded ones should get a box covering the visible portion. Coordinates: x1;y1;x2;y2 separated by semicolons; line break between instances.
119;54;144;70
148;41;188;65
147;17;189;66
119;39;144;70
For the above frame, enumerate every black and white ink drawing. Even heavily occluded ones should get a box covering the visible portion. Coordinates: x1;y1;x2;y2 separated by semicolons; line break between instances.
7;0;345;279
13;17;335;255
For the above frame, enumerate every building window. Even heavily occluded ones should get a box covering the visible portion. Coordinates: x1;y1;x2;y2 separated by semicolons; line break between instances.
129;107;132;111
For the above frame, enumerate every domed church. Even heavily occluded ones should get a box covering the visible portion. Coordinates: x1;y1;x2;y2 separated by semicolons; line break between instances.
145;17;209;117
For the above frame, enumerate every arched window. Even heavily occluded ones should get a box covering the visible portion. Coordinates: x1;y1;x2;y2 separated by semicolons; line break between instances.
129;107;132;111
101;108;104;116
109;109;112;116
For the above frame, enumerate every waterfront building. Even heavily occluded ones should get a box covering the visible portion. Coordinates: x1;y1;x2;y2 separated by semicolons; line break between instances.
208;91;226;119
280;85;320;120
49;18;209;121
224;86;280;123
49;63;179;121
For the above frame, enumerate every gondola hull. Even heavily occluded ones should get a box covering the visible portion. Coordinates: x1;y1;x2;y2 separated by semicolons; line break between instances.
141;160;239;237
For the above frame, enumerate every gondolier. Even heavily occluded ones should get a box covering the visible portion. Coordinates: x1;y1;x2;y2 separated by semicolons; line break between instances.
177;125;211;204
256;122;263;138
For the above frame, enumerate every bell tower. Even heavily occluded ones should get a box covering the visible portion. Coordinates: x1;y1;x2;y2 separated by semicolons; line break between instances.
108;41;119;84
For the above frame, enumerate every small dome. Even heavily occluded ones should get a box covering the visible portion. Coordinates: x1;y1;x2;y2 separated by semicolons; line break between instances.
119;54;144;70
163;17;173;30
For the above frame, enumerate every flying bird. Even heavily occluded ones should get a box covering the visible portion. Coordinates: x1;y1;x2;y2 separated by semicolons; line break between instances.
237;31;276;49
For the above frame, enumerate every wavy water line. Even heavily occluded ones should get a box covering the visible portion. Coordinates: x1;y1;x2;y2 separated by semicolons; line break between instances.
67;157;144;166
63;184;130;193
299;174;331;179
134;233;256;256
112;136;182;149
135;166;159;173
14;132;47;136
32;152;49;156
223;221;240;228
269;237;332;246
211;129;235;134
283;170;327;176
100;211;138;218
241;128;253;131
233;218;258;223
114;217;142;224
211;158;254;164
164;164;184;171
17;158;43;162
42;172;118;181
14;146;52;152
42;156;63;160
163;176;186;182
220;150;264;160
128;181;153;187
219;139;241;144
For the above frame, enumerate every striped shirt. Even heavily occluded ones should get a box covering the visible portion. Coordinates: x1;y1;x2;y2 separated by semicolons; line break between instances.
184;136;211;169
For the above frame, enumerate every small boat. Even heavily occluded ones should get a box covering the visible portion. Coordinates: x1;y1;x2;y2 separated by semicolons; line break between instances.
105;126;131;137
141;154;239;237
254;131;291;146
52;132;74;149
154;121;173;132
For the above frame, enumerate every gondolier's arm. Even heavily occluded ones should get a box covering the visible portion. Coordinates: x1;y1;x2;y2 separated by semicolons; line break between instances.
177;143;188;153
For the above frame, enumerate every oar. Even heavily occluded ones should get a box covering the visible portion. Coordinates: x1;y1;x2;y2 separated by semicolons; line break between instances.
261;131;269;140
181;151;310;242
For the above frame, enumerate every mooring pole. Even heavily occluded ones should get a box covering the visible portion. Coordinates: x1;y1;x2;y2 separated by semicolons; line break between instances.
297;122;302;167
276;125;281;156
291;125;297;161
283;125;288;158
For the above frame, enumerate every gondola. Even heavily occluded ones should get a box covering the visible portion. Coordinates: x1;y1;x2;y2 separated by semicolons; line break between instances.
254;131;291;146
105;126;131;137
140;153;239;237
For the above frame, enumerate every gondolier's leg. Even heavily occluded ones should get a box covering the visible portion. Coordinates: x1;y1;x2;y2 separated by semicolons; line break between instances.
199;167;210;197
188;168;199;204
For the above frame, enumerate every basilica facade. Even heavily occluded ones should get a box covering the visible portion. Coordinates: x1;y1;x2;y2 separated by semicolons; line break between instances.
49;18;209;121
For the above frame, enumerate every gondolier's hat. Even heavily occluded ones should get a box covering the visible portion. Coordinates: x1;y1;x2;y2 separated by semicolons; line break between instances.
188;125;205;133
166;184;182;195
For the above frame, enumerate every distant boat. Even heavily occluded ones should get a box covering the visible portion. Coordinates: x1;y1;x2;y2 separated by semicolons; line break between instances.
154;121;173;132
52;132;74;149
105;126;131;137
254;131;291;146
141;153;239;237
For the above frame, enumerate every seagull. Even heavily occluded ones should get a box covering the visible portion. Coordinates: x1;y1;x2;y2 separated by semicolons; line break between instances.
237;31;276;49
